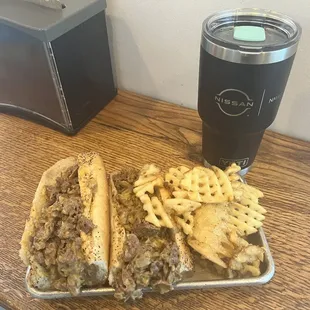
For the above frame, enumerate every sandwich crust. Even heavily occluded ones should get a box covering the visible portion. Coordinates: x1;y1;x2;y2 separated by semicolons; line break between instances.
108;172;126;285
78;152;110;283
20;153;109;292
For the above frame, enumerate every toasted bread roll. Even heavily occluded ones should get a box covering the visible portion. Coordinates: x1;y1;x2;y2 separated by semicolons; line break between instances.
20;152;109;295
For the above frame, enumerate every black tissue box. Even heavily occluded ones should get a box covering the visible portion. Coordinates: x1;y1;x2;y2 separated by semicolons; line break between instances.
0;0;116;134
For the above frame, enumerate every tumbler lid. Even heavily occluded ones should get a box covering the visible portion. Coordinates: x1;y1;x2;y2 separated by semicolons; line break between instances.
202;8;302;64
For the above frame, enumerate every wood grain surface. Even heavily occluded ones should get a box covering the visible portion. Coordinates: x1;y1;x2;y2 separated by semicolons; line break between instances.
0;91;309;310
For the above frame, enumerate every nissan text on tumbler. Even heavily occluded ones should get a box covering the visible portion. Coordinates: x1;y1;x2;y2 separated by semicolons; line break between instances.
198;8;302;175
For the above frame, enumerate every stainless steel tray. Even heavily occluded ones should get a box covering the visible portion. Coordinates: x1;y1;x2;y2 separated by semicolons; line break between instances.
25;227;275;299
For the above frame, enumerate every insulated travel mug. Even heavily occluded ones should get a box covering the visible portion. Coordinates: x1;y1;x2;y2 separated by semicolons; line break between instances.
198;8;302;174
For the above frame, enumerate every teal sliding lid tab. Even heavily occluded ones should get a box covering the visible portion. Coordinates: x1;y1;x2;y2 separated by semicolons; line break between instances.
233;26;266;42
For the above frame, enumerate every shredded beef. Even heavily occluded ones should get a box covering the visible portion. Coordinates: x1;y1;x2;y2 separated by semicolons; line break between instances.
161;243;179;266
123;234;140;262
132;221;160;238
114;233;181;300
67;274;82;295
34;251;45;266
53;278;67;291
45;186;58;205
82;264;101;286
113;169;147;232
29;165;96;295
61;196;83;217
113;168;139;188
134;250;152;269
56;221;76;239
152;280;172;294
122;267;136;291
78;216;95;234
44;241;58;267
150;261;163;274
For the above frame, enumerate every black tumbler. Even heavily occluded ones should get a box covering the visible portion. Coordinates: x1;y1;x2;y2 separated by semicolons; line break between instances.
198;8;302;174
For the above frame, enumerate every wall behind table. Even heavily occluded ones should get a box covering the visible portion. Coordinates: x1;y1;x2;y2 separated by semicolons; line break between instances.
106;0;310;141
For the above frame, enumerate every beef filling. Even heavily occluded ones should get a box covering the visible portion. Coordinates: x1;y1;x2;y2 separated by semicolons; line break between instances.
113;168;147;232
29;164;96;295
113;169;182;300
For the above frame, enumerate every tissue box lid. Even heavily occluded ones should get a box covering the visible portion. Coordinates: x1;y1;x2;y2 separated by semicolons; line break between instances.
0;0;107;42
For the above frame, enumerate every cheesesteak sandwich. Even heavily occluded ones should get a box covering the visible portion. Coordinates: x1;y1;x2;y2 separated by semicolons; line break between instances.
20;152;109;295
109;166;193;301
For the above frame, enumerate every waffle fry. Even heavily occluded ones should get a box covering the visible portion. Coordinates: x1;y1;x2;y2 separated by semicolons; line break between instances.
189;204;235;268
172;190;190;199
230;180;266;227
134;164;161;187
157;187;172;202
215;230;264;277
140;194;173;228
163;199;200;235
227;229;248;248
134;177;164;198
212;166;234;201
184;202;265;268
179;166;233;203
232;181;264;203
164;198;201;215
188;237;228;268
165;166;190;190
229;202;265;236
238;197;267;215
228;244;265;277
165;165;266;237
225;163;242;182
175;212;195;235
133;164;166;198
172;200;265;238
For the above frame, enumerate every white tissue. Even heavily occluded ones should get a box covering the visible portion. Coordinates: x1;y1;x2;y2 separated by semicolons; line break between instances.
24;0;64;10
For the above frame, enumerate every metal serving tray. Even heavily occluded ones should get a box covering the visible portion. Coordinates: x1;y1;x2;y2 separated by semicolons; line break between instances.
25;227;275;299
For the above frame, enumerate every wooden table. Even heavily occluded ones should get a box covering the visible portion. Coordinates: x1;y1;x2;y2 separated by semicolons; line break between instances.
0;91;309;310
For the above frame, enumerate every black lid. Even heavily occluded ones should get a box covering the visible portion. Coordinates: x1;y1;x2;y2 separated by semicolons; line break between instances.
202;8;302;64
